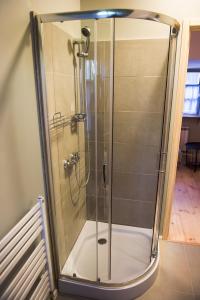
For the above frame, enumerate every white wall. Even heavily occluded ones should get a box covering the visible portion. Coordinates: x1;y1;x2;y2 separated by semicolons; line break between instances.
80;0;180;40
0;0;80;239
80;1;200;39
30;0;79;13
81;0;200;21
30;0;81;38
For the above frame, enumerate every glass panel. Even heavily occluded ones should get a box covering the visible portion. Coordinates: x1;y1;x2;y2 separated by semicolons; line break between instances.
42;19;97;281
95;18;114;282
111;18;171;283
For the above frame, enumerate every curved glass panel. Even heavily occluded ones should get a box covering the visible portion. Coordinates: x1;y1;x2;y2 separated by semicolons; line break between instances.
42;19;97;281
110;18;171;283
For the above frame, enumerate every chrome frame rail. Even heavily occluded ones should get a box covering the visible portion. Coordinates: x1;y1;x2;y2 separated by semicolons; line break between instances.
36;8;179;33
30;12;60;283
151;28;178;258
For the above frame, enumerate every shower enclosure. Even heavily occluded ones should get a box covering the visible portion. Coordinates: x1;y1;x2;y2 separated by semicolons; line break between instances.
31;9;179;300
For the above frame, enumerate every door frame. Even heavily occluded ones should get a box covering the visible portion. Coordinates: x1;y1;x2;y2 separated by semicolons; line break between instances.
162;20;200;239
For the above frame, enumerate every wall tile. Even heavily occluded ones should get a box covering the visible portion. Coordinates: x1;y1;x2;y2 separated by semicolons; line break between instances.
115;39;169;77
97;41;113;78
86;195;108;222
54;73;75;117
43;23;53;73
114;76;166;113
112;197;155;228
115;40;141;76
113;111;163;147
52;25;74;76
112;172;158;202
45;72;55;120
113;142;160;174
88;112;101;141
89;141;105;170
86;169;105;197
139;39;169;76
87;196;155;228
87;76;109;113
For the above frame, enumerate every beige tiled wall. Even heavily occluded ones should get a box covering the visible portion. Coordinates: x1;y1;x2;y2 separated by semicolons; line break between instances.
43;23;86;269
112;39;169;228
86;38;169;229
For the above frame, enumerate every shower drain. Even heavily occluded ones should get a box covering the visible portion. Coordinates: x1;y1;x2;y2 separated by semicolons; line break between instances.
98;238;107;245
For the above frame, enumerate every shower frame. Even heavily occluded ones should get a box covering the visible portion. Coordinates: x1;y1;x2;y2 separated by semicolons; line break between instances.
30;8;180;298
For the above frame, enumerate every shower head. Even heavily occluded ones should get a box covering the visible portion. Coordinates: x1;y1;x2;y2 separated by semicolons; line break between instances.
81;26;91;38
73;26;91;57
79;26;90;57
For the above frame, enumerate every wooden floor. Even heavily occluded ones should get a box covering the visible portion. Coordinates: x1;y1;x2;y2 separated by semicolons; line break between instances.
168;165;200;244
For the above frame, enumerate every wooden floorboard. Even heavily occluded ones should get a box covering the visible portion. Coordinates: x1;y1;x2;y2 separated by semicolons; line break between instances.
168;166;200;244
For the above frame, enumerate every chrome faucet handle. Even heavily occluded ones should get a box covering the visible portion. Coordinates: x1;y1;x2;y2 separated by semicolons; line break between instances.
73;152;80;161
63;152;80;169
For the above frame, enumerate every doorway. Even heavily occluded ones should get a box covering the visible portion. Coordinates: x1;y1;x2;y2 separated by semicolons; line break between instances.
168;29;200;244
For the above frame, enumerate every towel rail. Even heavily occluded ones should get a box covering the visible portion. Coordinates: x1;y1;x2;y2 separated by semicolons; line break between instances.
1;240;45;299
0;203;40;251
0;210;41;263
0;196;57;299
30;271;49;300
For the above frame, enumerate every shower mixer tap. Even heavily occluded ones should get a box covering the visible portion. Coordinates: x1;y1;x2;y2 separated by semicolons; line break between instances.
63;152;80;169
72;113;86;122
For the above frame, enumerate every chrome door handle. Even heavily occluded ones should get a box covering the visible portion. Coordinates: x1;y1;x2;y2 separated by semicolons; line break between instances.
103;162;107;188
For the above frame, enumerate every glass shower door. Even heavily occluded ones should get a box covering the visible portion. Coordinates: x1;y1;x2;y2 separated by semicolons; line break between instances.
41;19;103;282
79;17;114;282
94;18;114;282
111;17;171;283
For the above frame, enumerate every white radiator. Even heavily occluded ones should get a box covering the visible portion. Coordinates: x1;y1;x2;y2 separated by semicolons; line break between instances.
0;196;57;300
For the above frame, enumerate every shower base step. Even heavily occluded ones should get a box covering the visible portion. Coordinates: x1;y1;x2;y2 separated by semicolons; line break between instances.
61;220;153;283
